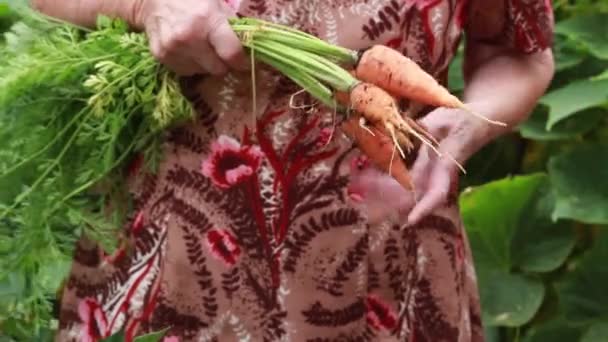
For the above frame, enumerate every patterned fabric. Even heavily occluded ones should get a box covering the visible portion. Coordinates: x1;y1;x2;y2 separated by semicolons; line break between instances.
55;0;553;341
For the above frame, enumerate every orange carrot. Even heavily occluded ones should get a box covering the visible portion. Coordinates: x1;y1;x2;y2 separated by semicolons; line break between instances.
341;115;413;191
354;45;505;126
355;45;459;108
345;82;441;158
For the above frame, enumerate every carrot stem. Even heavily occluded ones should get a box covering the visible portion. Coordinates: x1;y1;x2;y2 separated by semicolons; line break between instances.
232;24;356;64
254;51;337;108
248;40;357;92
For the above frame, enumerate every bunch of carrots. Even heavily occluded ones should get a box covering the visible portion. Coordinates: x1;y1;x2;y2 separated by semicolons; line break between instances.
232;18;505;191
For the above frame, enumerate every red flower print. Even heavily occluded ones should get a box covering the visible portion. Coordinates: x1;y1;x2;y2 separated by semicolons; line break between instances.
163;336;180;342
366;294;398;331
206;229;241;266
78;297;108;341
346;155;371;203
201;135;263;189
411;0;442;10
131;210;145;234
315;127;334;148
385;37;402;49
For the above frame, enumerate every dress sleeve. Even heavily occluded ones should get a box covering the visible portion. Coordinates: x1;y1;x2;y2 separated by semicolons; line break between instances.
464;0;554;54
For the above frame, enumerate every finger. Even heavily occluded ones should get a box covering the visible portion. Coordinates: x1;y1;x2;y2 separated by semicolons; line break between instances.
188;39;229;76
407;161;453;225
150;19;209;76
167;56;204;76
408;144;434;195
416;112;452;141
207;15;249;71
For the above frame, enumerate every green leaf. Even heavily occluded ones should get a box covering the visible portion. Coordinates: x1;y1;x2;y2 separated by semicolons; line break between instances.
133;328;170;342
581;322;608;342
591;68;608;81
558;233;608;325
37;256;70;293
511;183;575;273
523;318;583;342
541;79;608;129
556;13;608;60
549;144;608;224
519;107;605;141
460;174;569;326
448;48;464;92
553;35;586;71
477;270;544;327
461;174;547;270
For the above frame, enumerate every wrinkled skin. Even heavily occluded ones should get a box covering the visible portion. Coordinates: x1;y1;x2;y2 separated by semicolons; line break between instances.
133;0;249;76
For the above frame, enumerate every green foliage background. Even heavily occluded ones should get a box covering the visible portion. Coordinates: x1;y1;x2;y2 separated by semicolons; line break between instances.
451;1;608;341
2;0;608;341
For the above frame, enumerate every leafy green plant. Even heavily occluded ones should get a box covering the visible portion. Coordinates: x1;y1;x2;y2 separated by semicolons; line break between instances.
456;2;608;341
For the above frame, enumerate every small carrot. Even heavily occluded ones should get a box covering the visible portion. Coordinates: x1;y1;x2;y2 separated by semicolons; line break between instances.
354;45;505;126
341;115;413;191
343;82;441;159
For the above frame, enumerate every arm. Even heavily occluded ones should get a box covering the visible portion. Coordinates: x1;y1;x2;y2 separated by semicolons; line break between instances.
31;0;247;76
462;42;555;148
406;1;555;224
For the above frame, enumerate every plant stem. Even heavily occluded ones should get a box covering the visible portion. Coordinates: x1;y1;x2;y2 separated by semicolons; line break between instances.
231;24;356;64
248;40;357;92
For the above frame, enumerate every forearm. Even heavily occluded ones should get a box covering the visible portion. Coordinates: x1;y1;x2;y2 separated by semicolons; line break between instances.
30;0;139;28
462;41;555;145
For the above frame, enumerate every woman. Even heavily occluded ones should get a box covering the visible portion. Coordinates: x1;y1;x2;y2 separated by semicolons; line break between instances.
33;0;555;341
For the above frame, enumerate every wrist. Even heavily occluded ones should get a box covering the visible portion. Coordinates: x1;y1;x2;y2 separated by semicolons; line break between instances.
459;102;510;160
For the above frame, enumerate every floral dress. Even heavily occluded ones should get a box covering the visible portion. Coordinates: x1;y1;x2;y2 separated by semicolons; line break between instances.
56;0;553;341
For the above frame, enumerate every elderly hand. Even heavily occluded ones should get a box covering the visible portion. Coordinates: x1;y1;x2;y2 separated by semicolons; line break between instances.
406;106;495;224
132;0;248;76
345;106;499;226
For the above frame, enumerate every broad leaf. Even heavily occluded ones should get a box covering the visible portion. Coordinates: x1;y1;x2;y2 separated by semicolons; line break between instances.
558;233;608;325
553;35;585;71
519;107;604;141
541;79;608;129
476;270;544;327
523;319;583;342
581;322;608;342
461;174;546;271
511;183;575;273
549;144;608;224
460;174;571;326
556;13;608;60
591;68;608;81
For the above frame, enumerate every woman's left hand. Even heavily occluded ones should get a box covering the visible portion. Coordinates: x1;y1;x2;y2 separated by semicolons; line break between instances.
406;106;496;224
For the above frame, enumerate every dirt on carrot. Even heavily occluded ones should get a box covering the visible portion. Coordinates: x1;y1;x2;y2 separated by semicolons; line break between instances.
354;45;506;127
355;45;461;108
341;115;414;191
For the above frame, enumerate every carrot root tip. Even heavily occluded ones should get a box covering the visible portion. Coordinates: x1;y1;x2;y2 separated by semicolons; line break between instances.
459;105;507;127
359;117;376;136
386;123;406;159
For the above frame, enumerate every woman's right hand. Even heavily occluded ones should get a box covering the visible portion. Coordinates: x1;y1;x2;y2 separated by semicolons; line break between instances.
132;0;249;76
